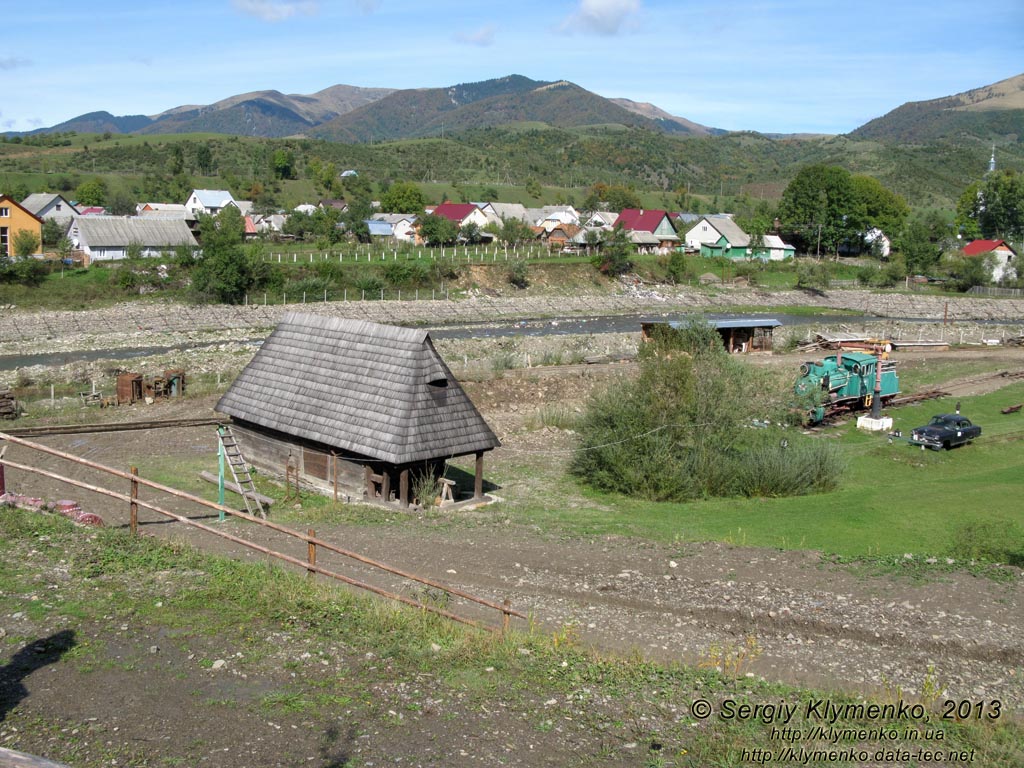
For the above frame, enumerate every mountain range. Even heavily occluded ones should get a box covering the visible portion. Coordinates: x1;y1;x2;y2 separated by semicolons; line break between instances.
17;72;1024;146
28;75;726;141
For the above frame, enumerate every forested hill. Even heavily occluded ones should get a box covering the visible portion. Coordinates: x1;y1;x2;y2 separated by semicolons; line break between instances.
850;73;1024;143
310;78;707;143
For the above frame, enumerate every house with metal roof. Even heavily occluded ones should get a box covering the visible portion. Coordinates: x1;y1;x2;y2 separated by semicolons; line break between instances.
963;239;1017;282
20;193;78;226
684;215;749;255
430;202;489;229
184;189;239;217
68;216;198;262
371;213;418;243
216;314;501;507
613;209;679;253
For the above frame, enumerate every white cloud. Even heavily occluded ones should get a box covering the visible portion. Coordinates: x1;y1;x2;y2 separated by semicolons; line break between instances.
455;24;496;47
231;0;318;22
0;57;32;70
350;0;380;11
562;0;640;36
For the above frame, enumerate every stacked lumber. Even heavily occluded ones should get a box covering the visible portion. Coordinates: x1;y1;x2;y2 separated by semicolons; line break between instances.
0;385;17;420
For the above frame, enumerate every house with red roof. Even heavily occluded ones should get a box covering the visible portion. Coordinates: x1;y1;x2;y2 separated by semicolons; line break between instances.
613;209;679;252
429;202;489;230
963;239;1017;282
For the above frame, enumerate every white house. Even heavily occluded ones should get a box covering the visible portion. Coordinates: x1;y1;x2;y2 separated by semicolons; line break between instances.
683;214;745;251
185;189;237;217
21;193;79;224
864;228;892;258
69;217;198;262
371;213;418;243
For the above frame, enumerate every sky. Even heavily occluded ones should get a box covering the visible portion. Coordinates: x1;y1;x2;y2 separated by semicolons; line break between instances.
3;0;1023;136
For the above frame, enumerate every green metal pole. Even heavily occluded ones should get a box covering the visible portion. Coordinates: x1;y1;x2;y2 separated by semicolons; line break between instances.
217;428;225;520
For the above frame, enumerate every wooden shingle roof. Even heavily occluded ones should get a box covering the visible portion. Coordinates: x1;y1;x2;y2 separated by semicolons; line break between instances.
216;314;500;464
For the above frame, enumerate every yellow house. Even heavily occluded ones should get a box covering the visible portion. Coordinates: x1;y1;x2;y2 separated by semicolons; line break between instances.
0;194;44;258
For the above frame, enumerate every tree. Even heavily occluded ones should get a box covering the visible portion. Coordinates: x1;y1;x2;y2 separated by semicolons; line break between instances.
12;228;41;258
418;213;459;246
979;171;1024;242
524;177;542;199
75;177;108;207
192;209;261;304
849;175;910;244
591;227;633;276
582;183;642;213
498;217;535;246
777;164;856;256
380;181;427;214
272;149;296;180
41;219;64;248
195;144;214;175
942;252;993;292
898;219;943;275
955;171;1024;243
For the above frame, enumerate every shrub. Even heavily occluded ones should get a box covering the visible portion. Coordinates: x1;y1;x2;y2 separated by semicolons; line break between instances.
353;274;384;297
571;320;843;502
381;260;431;287
950;521;1024;566
507;261;529;289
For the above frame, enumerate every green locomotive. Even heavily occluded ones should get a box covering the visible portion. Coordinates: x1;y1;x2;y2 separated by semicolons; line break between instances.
795;350;899;423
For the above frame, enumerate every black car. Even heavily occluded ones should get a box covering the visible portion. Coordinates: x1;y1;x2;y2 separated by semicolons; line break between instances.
908;414;981;450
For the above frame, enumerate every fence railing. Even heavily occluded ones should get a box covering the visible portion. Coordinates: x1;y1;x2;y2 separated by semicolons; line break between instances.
0;431;524;633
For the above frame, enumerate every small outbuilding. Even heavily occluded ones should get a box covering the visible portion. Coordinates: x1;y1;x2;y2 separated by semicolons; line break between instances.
642;317;782;354
216;314;500;507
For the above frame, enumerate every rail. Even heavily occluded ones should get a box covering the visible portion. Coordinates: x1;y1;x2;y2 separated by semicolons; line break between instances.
0;431;525;632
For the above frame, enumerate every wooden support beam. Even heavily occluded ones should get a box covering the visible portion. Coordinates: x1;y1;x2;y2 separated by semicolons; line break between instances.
399;468;409;508
364;464;374;499
474;451;484;500
381;470;391;503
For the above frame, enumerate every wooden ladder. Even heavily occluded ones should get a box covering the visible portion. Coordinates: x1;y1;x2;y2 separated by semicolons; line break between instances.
217;426;265;519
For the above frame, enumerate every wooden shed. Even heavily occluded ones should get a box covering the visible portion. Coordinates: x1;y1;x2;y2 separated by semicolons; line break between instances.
216;314;500;507
641;317;782;354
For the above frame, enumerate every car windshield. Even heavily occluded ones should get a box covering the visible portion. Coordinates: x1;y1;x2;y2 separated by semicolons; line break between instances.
929;416;949;425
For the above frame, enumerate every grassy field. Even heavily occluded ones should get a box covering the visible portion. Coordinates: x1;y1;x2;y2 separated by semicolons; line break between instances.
0;506;1019;767
491;382;1024;566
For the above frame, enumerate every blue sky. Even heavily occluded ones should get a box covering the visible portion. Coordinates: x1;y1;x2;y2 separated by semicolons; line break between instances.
3;0;1022;135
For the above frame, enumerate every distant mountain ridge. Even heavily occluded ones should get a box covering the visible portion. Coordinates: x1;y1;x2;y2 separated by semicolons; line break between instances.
850;73;1024;142
311;76;715;142
24;75;719;140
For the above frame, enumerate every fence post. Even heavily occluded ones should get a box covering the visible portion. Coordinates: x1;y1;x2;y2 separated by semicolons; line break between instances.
0;445;7;497
130;466;139;534
307;529;317;577
502;598;511;635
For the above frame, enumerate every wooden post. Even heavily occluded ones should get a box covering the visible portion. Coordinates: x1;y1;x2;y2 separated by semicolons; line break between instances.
129;466;138;534
0;444;7;497
474;451;484;500
364;465;374;498
307;529;316;577
502;598;511;635
399;468;409;508
381;470;391;503
331;453;338;503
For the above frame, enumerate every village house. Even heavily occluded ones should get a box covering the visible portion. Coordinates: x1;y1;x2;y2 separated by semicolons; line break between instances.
68;216;198;262
614;208;680;253
185;189;252;218
684;214;748;254
429;202;490;229
216;315;500;508
0;194;43;258
963;239;1017;282
20;193;78;230
370;213;419;243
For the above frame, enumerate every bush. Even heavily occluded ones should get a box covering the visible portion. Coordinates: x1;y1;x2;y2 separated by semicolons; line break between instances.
381;260;431;288
353;274;384;297
507;261;529;289
283;275;334;300
571;320;843;502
